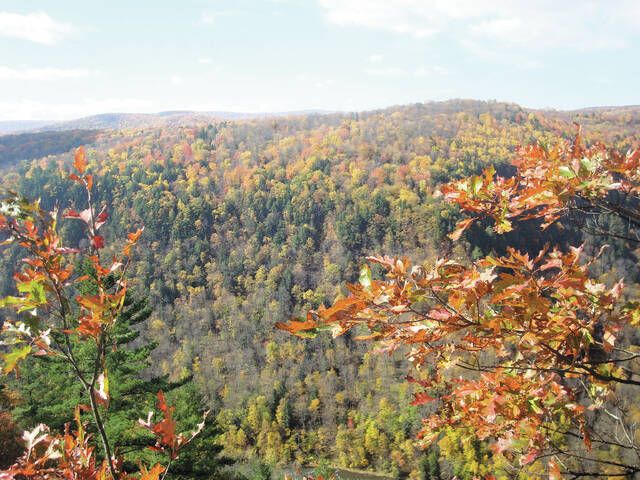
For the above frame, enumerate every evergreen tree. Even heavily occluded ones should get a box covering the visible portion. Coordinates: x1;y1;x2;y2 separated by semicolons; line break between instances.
168;383;233;479
418;447;441;480
9;288;229;477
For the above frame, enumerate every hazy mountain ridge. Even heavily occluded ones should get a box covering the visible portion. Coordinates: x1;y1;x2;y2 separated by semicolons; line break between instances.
2;100;640;171
1;110;335;135
0;120;56;135
3;100;640;137
0;129;100;168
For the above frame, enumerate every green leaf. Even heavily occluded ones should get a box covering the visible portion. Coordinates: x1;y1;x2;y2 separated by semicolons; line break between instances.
31;282;47;304
558;166;576;178
0;296;23;308
528;399;543;414
17;281;46;306
580;157;596;173
494;217;513;234
470;176;483;195
2;345;31;374
295;330;318;339
359;265;372;290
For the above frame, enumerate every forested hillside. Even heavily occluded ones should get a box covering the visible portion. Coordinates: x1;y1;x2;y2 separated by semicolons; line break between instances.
0;110;334;135
0;129;100;168
2;100;640;478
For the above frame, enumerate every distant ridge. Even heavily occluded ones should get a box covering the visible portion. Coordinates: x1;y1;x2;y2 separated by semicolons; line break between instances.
1;99;639;172
25;110;336;134
565;104;640;113
0;129;100;168
2;100;640;136
0;120;55;135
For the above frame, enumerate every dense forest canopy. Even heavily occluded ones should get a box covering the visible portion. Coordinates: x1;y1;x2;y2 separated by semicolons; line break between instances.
0;129;100;169
1;100;640;479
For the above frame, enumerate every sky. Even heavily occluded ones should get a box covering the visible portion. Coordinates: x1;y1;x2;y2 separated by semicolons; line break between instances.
1;0;640;121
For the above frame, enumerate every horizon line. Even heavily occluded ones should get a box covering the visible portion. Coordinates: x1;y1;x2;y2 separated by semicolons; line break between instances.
2;98;640;124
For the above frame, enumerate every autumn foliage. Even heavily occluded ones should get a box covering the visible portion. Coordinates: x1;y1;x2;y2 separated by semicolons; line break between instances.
278;130;640;478
0;147;202;479
2;109;640;478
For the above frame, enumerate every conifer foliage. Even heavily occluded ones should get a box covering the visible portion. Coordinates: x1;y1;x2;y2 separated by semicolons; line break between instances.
0;147;204;479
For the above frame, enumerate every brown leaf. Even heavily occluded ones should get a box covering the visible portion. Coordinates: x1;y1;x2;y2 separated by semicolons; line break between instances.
448;217;475;241
275;319;317;334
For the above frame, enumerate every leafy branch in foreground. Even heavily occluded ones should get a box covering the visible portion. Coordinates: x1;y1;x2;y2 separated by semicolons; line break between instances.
0;146;204;479
278;131;640;478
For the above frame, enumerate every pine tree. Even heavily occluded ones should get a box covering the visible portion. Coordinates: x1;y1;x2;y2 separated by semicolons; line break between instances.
9;288;229;477
166;383;233;479
418;447;441;480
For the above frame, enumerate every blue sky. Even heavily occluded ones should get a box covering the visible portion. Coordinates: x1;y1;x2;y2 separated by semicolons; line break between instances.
1;0;639;120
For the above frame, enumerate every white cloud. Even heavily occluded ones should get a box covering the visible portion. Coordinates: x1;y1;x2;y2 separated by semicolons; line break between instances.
0;66;89;81
188;101;254;112
170;75;183;85
469;17;522;39
514;58;544;70
199;11;238;25
460;39;544;70
0;98;154;121
317;0;640;51
197;57;212;64
0;11;74;45
364;66;408;77
318;0;445;38
364;65;447;78
364;55;448;79
414;65;448;77
315;79;335;88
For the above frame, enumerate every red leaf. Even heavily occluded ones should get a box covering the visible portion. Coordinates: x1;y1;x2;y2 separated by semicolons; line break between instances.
124;227;144;255
411;391;436;405
64;208;92;225
95;210;108;230
127;228;144;243
74;146;87;174
54;247;80;254
521;449;539;465
92;235;105;249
